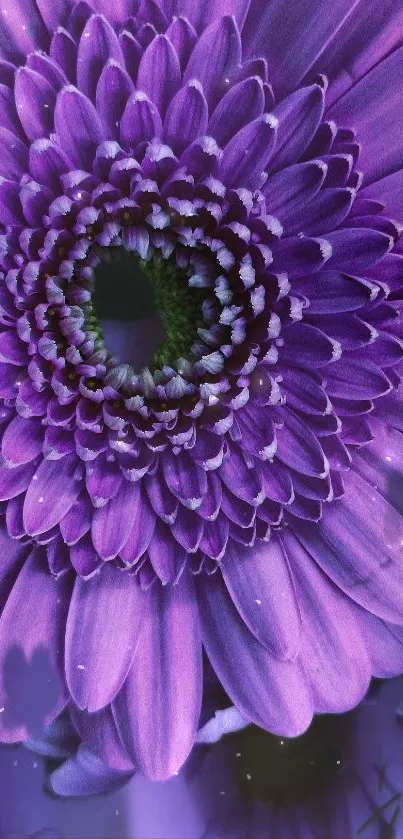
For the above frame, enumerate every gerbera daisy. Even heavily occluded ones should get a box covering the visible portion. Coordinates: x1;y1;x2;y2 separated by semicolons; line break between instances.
0;0;402;784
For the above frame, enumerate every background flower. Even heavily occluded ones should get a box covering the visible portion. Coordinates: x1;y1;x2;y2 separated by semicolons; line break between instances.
0;0;402;789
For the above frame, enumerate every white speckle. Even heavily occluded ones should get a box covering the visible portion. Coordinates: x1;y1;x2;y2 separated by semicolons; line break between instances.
336;760;341;765
77;664;85;670
220;791;226;796
116;810;119;816
236;752;242;758
386;455;392;462
255;599;262;605
0;707;4;713
33;761;38;769
246;773;252;781
84;31;90;37
38;497;43;503
13;760;18;766
280;740;285;745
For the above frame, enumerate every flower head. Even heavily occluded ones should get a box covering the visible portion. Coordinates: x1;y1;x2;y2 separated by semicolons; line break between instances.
0;0;403;784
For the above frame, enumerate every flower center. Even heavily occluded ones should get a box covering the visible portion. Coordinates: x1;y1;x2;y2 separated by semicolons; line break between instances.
91;249;205;373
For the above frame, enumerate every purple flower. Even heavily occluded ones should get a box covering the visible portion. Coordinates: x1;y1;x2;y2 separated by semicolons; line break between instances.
0;0;402;787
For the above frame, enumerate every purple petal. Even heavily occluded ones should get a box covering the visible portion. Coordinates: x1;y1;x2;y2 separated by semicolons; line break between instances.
23;454;82;536
77;14;124;101
70;704;134;771
119;491;155;565
120;91;163;149
0;460;37;501
164;80;208;156
0;548;70;742
325;358;391;400
86;452;123;506
49;744;131;797
14;67;56;141
282;530;372;711
1;416;43;466
275;408;328;478
0;83;22;137
208;76;265;147
0;178;25;225
0;127;28;180
36;0;72;31
147;520;187;584
184;16;242;108
199;516;229;560
162;449;207;509
119;31;142;79
165;16;197;69
96;60;134;139
29;138;69;191
362;169;403;221
295;470;403;624
50;27;77;83
113;572;202;780
242;0;355;97
60;491;92;545
325;227;392;271
220;113;277;190
328;44;403;184
65;563;145;712
175;0;251;32
137;34;181;118
0;0;48;60
198;570;313;735
222;536;301;659
54;85;104;170
268;84;324;174
91;480;140;560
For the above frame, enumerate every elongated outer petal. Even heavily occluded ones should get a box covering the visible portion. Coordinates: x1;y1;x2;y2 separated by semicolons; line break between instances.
0;548;71;742
184;16;242;108
23;453;82;536
14;67;56;141
282;530;372;712
136;35;181;118
242;0;357;97
328;44;403;184
54;85;104;170
113;572;202;780
221;537;301;659
65;564;145;713
198;570;313;735
164;80;208;155
174;0;251;32
77;14;124;102
295;470;403;624
220;113;278;190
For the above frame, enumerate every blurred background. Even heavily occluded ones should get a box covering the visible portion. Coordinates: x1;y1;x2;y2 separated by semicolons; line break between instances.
1;674;403;838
